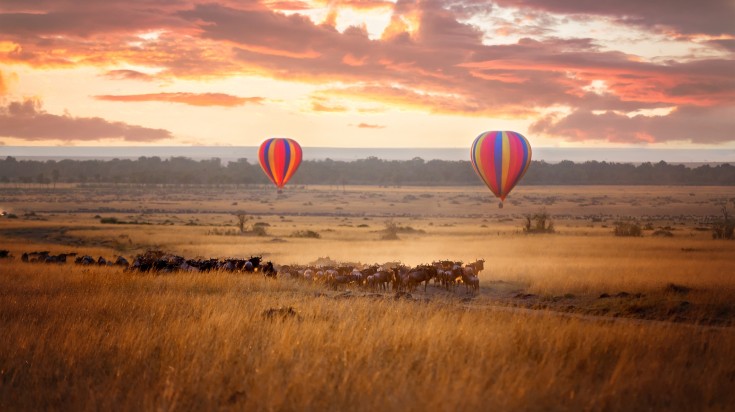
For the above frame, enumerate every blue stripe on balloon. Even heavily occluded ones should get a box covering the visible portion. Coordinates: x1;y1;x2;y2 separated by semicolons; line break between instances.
494;131;503;195
282;139;291;181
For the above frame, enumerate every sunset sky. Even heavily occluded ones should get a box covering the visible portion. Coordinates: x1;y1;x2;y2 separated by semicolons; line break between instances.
0;0;733;149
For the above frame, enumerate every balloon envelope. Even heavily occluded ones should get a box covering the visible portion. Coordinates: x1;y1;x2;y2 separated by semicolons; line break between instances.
470;131;532;201
258;138;302;188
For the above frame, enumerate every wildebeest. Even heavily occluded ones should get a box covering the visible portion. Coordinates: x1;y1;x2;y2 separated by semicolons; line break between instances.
406;265;438;292
467;259;485;277
114;256;129;267
375;269;395;291
461;266;480;294
75;255;95;265
262;261;276;278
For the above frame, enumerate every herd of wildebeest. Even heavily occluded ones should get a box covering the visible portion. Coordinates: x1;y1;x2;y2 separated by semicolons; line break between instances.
5;249;484;294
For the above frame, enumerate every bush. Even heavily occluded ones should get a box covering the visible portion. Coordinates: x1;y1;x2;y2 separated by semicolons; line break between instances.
652;229;674;237
206;228;240;236
523;211;555;234
100;217;119;224
381;222;400;240
614;221;642;237
290;230;321;239
251;225;268;237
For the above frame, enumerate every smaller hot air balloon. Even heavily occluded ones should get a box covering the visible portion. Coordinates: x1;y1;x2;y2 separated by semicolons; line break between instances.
258;138;302;189
470;131;532;208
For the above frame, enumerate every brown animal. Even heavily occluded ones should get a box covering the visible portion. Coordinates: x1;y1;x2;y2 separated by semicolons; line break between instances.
461;266;479;294
407;265;438;292
467;259;485;276
391;265;410;292
372;269;394;291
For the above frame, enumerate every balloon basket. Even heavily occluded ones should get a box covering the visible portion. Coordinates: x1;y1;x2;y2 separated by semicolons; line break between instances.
498;201;503;209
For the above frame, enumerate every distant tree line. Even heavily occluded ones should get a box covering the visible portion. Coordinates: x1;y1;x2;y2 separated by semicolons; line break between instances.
1;156;734;186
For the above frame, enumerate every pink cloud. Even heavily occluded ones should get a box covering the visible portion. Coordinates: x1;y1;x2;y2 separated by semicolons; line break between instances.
95;92;265;107
530;105;735;144
103;70;156;81
0;99;171;142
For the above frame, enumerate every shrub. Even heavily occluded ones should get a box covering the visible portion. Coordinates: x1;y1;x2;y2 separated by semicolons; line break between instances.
523;211;555;234
614;221;642;237
381;222;400;240
100;217;119;224
652;229;674;237
251;225;268;237
290;230;321;239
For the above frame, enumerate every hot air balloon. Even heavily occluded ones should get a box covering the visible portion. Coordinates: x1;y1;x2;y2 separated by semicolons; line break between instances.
470;131;532;208
258;138;302;189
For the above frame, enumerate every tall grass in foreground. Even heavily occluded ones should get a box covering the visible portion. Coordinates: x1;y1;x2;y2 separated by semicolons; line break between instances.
1;262;734;411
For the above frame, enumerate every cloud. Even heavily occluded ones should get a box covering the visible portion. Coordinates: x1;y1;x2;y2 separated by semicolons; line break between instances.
492;0;735;37
355;122;385;129
94;92;265;107
530;105;735;144
103;70;157;81
0;99;171;142
0;1;733;145
0;70;6;95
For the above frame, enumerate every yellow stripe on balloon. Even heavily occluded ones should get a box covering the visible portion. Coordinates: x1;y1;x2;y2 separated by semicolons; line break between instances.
472;137;486;188
267;143;277;184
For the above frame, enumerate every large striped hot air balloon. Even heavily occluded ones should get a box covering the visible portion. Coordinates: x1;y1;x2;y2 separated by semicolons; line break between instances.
258;138;302;189
470;131;532;207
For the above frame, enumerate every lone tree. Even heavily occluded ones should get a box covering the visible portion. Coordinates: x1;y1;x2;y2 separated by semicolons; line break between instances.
235;213;251;233
712;203;735;240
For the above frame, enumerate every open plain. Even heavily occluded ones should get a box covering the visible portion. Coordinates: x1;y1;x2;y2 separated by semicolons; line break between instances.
1;184;734;410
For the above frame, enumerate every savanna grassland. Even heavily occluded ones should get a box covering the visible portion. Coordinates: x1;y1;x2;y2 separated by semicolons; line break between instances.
1;183;735;411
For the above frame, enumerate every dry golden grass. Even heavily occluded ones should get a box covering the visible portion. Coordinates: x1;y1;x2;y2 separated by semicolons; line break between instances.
2;184;735;410
1;261;734;411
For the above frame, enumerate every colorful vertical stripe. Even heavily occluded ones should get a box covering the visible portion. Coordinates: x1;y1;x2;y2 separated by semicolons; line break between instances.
470;131;532;201
258;138;303;188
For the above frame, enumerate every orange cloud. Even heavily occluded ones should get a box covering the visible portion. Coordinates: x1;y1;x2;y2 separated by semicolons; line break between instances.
355;123;385;129
94;93;265;107
311;101;348;112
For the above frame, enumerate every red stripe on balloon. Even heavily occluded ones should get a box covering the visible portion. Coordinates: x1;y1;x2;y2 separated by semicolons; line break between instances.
480;133;499;198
